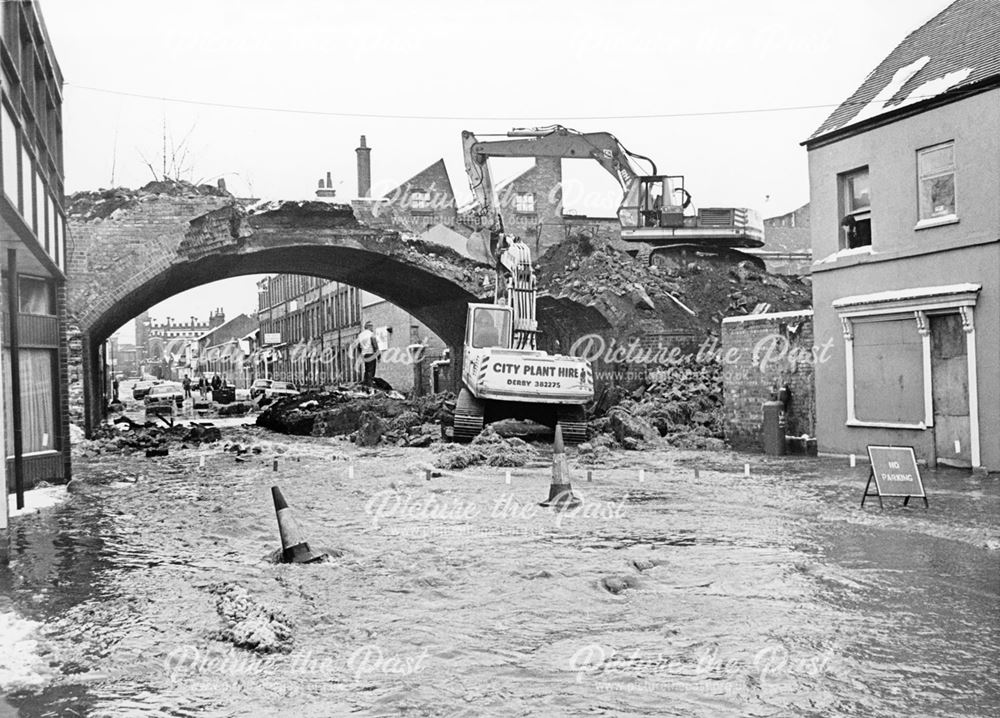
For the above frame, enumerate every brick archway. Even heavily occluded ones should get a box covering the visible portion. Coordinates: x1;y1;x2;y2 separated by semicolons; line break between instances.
67;184;491;432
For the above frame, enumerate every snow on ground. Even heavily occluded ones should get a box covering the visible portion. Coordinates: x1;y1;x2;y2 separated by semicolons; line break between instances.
7;485;67;518
0;611;51;690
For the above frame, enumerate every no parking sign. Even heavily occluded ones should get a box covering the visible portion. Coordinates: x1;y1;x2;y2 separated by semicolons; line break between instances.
861;445;928;509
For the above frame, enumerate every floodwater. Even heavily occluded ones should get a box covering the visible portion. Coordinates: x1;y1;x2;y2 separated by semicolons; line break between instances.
1;428;998;717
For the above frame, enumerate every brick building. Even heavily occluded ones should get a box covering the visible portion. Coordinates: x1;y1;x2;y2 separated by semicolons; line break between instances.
752;203;812;275
256;274;364;387
804;0;999;471
134;308;225;379
256;271;446;393
460;158;564;251
194;313;256;387
0;0;70;501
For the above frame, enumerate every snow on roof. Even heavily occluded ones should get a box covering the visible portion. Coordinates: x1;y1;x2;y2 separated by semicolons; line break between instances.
832;283;981;309
809;0;1000;141
722;309;813;324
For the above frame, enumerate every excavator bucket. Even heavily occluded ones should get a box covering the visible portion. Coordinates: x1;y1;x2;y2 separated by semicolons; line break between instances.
465;229;495;265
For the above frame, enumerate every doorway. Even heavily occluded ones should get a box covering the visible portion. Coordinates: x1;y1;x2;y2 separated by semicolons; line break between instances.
930;313;971;467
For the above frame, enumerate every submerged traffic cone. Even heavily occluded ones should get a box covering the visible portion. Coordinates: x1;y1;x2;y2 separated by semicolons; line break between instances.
539;424;581;509
271;486;328;564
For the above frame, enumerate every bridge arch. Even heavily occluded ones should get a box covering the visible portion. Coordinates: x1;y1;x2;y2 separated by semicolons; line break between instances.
67;185;491;432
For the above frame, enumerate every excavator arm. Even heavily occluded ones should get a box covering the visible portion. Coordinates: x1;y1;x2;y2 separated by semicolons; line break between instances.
461;125;655;264
464;125;653;192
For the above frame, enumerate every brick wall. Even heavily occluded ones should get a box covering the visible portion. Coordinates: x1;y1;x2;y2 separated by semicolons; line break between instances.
721;310;816;451
499;158;563;251
376;159;457;235
56;282;72;479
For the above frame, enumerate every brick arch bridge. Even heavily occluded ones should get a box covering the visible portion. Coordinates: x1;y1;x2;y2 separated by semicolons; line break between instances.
67;183;614;433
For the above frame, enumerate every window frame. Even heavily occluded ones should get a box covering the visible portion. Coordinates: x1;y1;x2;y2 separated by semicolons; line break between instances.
513;192;535;214
915;140;958;229
838;166;871;250
408;188;432;213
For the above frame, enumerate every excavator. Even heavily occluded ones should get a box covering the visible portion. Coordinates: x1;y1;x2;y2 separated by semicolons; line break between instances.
461;125;764;265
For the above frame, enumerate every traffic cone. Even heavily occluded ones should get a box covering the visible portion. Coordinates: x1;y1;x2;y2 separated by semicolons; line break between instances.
271;486;328;564
539;424;581;509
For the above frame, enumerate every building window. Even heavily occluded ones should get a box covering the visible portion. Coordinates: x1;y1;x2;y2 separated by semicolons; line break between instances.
20;143;31;220
917;141;956;222
839;167;870;249
18;275;55;314
1;102;18;203
409;189;431;212
514;192;535;213
4;348;58;455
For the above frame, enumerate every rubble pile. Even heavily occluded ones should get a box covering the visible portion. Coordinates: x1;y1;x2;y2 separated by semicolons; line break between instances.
74;418;224;457
588;356;727;451
257;387;455;447
66;179;230;222
432;426;536;469
208;583;293;654
218;402;254;417
535;234;811;334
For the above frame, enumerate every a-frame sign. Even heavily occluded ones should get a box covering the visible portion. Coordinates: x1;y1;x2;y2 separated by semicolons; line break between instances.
861;445;928;509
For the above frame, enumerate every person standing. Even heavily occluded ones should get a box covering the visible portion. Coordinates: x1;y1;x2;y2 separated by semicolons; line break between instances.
197;374;208;399
112;375;120;403
210;373;222;397
182;374;192;399
356;320;380;389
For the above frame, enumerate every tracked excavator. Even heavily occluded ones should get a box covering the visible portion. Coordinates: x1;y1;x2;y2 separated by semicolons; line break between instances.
461;125;764;265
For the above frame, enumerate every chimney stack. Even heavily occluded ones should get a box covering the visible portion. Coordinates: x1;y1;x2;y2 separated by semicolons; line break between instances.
316;171;337;200
356;135;371;198
217;178;227;192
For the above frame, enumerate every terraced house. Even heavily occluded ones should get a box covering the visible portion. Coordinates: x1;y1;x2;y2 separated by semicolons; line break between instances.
805;0;999;471
0;0;69;504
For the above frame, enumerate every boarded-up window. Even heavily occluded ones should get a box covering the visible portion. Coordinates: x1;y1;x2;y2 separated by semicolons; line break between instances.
852;318;924;423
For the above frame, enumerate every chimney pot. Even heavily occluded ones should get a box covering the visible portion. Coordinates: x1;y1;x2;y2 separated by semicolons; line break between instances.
217;178;227;191
326;171;332;188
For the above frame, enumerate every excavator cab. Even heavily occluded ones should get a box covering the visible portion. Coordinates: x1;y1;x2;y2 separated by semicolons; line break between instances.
621;175;689;229
467;304;512;350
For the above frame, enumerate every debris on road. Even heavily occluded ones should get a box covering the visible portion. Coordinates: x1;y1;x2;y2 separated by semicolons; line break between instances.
208;583;294;653
257;387;454;447
433;426;536;469
74;420;226;457
588;355;727;450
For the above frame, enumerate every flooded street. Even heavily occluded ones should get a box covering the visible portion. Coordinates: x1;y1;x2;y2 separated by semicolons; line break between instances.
2;428;998;717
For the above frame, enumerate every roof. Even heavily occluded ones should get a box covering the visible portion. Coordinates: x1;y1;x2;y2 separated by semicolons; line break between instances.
809;0;1000;142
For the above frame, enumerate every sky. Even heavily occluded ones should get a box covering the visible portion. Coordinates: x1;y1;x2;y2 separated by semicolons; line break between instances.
37;0;950;341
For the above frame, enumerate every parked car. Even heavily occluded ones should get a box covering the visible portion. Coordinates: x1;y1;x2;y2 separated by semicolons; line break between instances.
265;381;300;399
144;382;185;409
132;379;162;400
249;379;272;401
